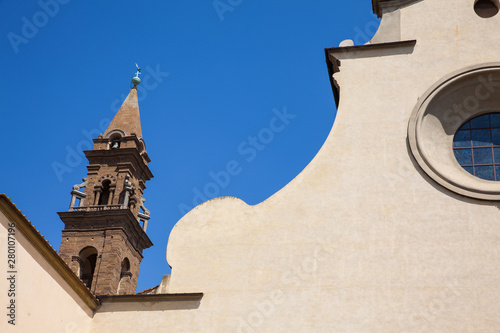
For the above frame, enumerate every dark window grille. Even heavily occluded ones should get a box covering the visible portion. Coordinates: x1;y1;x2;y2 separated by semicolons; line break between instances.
453;113;500;181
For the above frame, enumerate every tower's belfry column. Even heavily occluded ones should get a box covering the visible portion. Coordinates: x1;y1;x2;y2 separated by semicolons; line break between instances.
58;68;154;295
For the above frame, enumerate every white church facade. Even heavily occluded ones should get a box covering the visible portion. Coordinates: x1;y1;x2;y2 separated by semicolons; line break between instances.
3;0;500;331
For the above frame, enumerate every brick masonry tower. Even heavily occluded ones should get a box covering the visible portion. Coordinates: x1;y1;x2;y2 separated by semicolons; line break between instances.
58;69;154;295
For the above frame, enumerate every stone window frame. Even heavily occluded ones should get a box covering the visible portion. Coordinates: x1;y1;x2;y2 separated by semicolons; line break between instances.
105;129;126;139
117;258;133;295
93;174;117;205
78;246;98;290
408;63;500;201
106;130;126;150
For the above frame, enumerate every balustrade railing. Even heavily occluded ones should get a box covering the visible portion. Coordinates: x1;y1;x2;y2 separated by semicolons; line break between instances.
70;205;124;212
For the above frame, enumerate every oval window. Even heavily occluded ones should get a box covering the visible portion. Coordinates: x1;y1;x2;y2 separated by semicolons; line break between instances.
453;113;500;181
474;0;499;18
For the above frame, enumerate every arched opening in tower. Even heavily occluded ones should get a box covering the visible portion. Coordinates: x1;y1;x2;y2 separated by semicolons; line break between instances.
98;180;111;205
79;246;98;290
117;258;131;294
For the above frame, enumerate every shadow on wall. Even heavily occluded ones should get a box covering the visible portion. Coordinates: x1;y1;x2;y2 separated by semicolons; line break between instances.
96;297;202;313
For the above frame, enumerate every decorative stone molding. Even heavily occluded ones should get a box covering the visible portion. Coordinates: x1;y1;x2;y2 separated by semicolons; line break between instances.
325;40;416;108
71;255;84;265
97;293;203;303
69;190;87;210
69;177;88;209
122;174;134;208
105;129;126;139
72;177;88;191
139;198;150;216
408;63;500;201
137;197;150;232
137;213;150;232
71;205;123;212
372;0;422;18
96;174;117;185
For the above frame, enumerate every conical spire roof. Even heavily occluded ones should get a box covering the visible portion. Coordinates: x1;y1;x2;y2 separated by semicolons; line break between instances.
104;86;142;138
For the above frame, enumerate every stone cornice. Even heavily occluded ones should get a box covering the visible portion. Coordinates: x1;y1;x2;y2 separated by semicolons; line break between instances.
84;148;153;181
324;40;416;108
0;194;100;313
325;39;416;56
92;136;151;163
372;0;422;18
97;293;204;303
325;39;417;59
58;209;153;252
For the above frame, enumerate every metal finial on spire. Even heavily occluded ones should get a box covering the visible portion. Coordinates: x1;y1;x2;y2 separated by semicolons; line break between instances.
132;63;141;86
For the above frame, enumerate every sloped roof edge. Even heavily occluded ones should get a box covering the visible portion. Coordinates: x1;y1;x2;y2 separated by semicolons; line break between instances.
0;194;100;312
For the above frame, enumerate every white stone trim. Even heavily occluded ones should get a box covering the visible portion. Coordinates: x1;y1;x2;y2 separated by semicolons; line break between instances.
408;63;500;200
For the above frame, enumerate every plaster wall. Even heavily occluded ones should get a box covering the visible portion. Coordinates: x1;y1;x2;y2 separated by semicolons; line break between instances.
0;210;92;333
92;0;500;331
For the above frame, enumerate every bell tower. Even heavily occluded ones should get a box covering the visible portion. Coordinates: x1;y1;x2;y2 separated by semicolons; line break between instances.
58;67;154;295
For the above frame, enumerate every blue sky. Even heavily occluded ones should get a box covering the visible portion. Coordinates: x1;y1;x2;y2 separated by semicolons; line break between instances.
0;1;379;291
